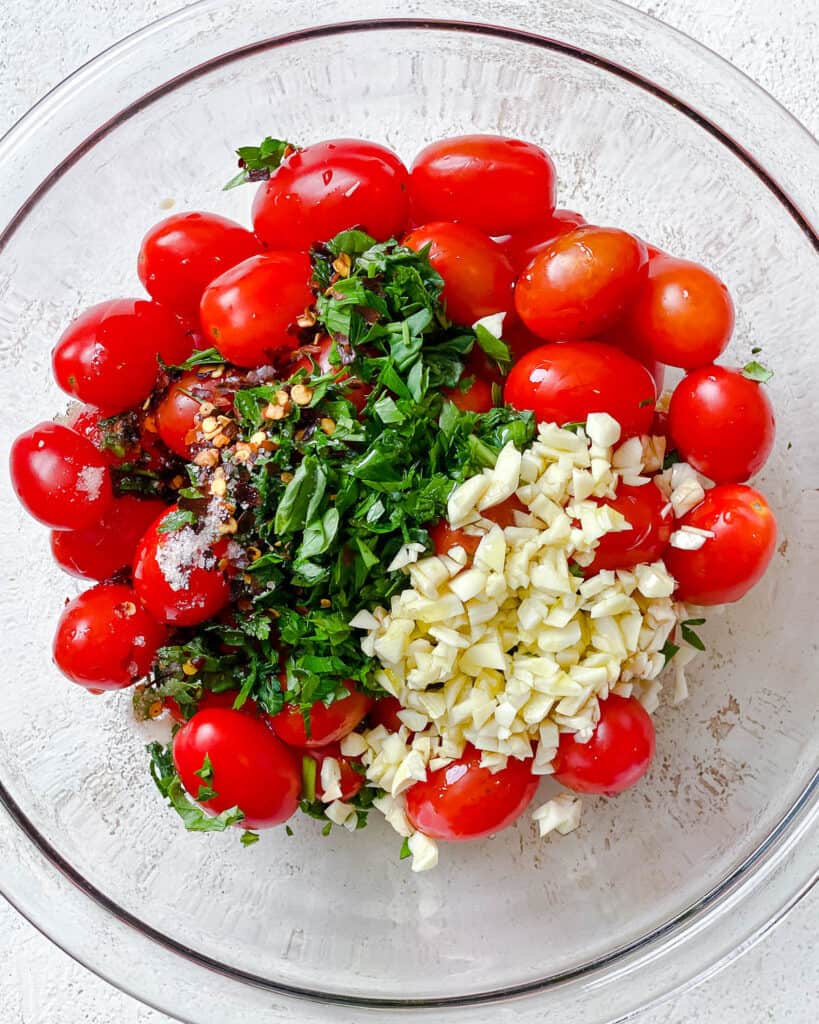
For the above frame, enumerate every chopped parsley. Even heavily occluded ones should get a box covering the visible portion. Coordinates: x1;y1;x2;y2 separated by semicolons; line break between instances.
224;136;296;190
148;741;244;834
741;360;774;384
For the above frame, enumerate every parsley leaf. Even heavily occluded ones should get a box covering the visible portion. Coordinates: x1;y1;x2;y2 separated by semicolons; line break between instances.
661;639;680;665
240;830;260;847
741;360;774;384
680;619;706;651
399;837;412;860
157;508;196;533
224;137;295;190
148;742;244;833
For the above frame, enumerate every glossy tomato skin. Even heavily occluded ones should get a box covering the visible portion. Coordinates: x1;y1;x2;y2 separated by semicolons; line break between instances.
515;227;648;341
52;299;191;413
270;687;373;749
173;708;301;829
10;422;112;530
200;252;313;368
668;366;775;483
155;370;235;458
495;209;587;273
51;495;167;581
403;221;515;327
132;506;232;626
405;745;539;841
664;484;776;605
586;483;673;574
443;375;494;413
53;583;167;691
368;696;405;733
595;320;665;393
138;212;261;316
553;694;655;796
166;689;258;724
252;139;409;251
306;742;366;801
504;341;656;439
626;255;734;369
409;134;556;236
504;319;549;363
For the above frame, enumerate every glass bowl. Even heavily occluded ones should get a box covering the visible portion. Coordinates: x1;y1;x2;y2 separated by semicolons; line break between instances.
0;2;817;1022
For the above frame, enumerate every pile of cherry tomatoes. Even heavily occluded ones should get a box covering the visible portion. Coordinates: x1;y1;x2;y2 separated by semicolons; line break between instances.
8;134;777;843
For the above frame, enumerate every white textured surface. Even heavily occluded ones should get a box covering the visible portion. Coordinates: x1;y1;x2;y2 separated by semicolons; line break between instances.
0;1;817;1022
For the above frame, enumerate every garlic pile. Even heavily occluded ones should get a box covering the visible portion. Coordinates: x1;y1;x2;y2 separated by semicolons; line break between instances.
346;414;704;871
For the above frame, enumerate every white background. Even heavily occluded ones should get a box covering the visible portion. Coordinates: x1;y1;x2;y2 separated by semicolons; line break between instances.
0;1;817;1021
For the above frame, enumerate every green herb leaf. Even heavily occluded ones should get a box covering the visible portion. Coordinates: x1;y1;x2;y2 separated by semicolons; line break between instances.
680;620;706;651
326;229;377;257
224;136;295;190
661;640;680;665
562;420;586;434
663;448;682;470
568;562;585;578
741;360;774;384
274;456;326;534
148;742;244;833
301;754;317;803
157;508;196;533
194;753;214;782
240;830;260;847
285;824;294;837
474;323;511;372
399;837;412;860
174;347;225;370
751;346;762;355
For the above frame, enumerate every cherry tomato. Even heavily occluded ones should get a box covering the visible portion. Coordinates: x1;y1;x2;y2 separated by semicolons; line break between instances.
515;227;648;341
504;341;656;439
52;299;192;413
430;495;528;558
595;320;665;393
368;695;405;733
444;375;494;413
405;745;539;841
165;689;257;724
553;694;655;795
403;222;515;326
668;366;775;483
51;495;167;581
173;708;301;829
626;255;734;369
306;742;365;802
494;209;587;273
409;134;556;236
504;319;548;363
585;483;672;574
132;506;232;625
138;211;261;316
289;336;371;413
200;252;313;368
252;139;409;251
10;422;113;530
53;583;167;691
155;370;235;458
270;686;373;749
664;484;777;605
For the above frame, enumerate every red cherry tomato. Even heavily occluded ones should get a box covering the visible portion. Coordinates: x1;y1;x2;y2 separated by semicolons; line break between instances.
51;495;167;581
585;483;673;574
664;484;777;605
53;583;167;691
430;495;528;558
503;319;548;363
443;375;494;413
138;212;261;316
306;742;365;802
173;708;301;829
668;366;775;483
155;370;235;458
494;209;587;273
252;139;409;251
270;686;373;749
595;320;665;393
289;336;371;413
515;227;648;342
132;506;232;626
52;299;191;413
405;745;539;841
553;694;655;795
200;252;313;368
409;134;556;236
403;222;515;326
368;695;405;733
10;421;113;530
165;689;257;724
504;341;656;439
626;255;734;369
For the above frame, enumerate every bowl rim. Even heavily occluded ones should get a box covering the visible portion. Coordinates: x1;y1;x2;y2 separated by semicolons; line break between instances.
1;2;817;1021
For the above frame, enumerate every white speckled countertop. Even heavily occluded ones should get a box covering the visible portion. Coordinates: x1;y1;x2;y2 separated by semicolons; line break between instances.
0;1;817;1021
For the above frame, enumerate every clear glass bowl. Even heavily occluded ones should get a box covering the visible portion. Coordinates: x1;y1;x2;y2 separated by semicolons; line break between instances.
0;2;817;1022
